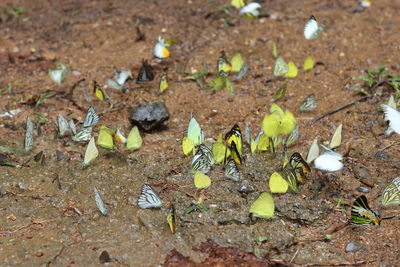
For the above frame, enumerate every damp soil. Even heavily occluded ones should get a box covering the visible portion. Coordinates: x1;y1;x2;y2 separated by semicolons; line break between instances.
0;0;399;266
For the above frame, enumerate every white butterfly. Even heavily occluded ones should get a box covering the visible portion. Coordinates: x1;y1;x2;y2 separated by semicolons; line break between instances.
381;104;400;134
94;186;108;215
314;146;343;171
153;37;170;59
137;184;163;209
83;107;99;128
304;15;323;40
84;137;98;166
239;3;261;18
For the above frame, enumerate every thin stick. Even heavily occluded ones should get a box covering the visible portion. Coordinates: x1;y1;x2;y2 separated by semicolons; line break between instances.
311;95;372;125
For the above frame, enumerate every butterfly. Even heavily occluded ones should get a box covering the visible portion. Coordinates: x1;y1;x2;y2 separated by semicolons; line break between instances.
381;177;400;206
314;146;343;172
381;104;400;134
84;137;98;166
282;168;298;192
249;192;275;219
159;72;168;93
273;57;288;76
83;107;99;128
224;159;240;182
153;37;170;59
299;94;317;112
288;152;310;183
196;144;214;163
136;59;154;84
239;2;261;18
72;127;93;142
94;186;108;215
24;117;34;152
285;125;300;147
225;124;243;165
351;195;381;225
194;171;211;189
167;205;176;234
304;15;323;40
126;126;142;150
217;51;232;77
137;184;163;209
57;114;70;137
191;146;213;174
93;80;107;101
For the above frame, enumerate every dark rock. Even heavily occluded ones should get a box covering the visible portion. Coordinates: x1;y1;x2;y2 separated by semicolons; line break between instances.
345;241;361;252
129;102;169;131
374;151;390;160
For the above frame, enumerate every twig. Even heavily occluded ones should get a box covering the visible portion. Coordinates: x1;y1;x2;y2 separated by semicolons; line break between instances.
46;246;66;267
311;95;372;125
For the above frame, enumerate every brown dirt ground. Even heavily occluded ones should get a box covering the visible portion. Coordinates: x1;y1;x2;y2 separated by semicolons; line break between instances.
0;0;399;266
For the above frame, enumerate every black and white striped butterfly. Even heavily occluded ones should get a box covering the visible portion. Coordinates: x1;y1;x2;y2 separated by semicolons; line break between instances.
137;184;163;209
72;127;93;142
83;107;99;128
224;159;240;182
24;117;34;152
191;145;213;174
304;15;323;40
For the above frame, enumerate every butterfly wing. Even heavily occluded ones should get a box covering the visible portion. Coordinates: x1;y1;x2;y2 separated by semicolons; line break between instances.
24;117;34;152
290;152;311;174
381;177;400;206
351;195;381;225
136;60;154;84
83;107;99;128
191;149;212;174
381;104;400;134
137;185;163;209
224;159;240;181
304;15;321;40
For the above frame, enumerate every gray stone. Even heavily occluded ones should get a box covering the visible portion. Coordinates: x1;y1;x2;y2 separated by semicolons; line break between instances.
129;102;169;131
356;186;369;193
374;151;390;160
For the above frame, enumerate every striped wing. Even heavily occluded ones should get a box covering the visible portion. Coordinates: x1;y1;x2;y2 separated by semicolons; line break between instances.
381;177;400;206
72;127;92;142
137;184;163;209
224;159;240;182
191;148;212;174
351;195;381;225
83;107;99;128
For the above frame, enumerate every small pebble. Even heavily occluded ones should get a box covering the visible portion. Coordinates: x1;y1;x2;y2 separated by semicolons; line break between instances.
356;187;369;193
374;151;390;160
346;241;361;253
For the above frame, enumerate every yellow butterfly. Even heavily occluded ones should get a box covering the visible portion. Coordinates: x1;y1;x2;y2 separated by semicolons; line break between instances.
225;124;243;165
159;73;168;93
217;51;232;77
93;80;107;101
